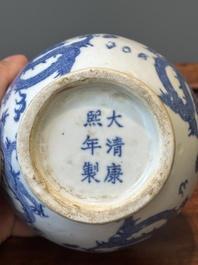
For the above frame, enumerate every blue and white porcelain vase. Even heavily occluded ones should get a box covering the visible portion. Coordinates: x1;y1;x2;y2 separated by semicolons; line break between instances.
0;34;198;252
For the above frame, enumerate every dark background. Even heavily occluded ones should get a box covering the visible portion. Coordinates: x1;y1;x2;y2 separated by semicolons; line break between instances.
0;0;198;62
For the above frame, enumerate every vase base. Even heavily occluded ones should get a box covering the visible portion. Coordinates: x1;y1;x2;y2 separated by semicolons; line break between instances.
17;68;174;224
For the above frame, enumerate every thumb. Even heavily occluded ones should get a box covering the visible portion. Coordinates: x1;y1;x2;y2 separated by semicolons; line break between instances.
0;55;28;101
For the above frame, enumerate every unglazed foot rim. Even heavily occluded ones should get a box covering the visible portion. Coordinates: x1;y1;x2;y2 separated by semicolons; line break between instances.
17;68;175;224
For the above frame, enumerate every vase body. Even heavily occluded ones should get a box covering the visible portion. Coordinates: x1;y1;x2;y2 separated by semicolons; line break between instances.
0;34;198;252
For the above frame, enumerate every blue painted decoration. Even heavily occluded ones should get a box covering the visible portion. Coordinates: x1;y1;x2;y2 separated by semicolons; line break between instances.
2;35;94;122
104;163;123;184
81;135;102;155
62;197;188;252
0;110;48;225
84;110;102;127
148;48;198;138
0;34;196;251
106;41;116;49
81;162;100;183
138;53;148;60
178;179;188;197
122;46;131;53
107;110;123;128
106;137;124;157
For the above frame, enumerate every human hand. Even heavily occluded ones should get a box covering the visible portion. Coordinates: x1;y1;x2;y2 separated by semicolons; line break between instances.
0;55;37;243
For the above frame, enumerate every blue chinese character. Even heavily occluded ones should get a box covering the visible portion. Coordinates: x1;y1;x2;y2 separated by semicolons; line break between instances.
81;162;100;183
106;137;124;157
107;110;123;127
84;110;102;127
81;135;102;155
104;163;123;184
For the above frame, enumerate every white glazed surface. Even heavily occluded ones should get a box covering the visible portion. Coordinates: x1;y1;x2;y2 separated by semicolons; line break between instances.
16;69;174;225
0;34;198;252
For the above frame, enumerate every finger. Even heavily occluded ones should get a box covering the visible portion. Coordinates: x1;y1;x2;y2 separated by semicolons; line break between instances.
0;190;37;242
0;55;28;101
11;216;38;238
0;192;15;243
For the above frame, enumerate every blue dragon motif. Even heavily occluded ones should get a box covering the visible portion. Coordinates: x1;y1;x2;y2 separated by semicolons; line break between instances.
62;198;188;252
148;48;198;138
2;34;94;122
88;198;188;252
0;110;48;225
1;35;197;245
0;34;95;231
84;197;187;252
